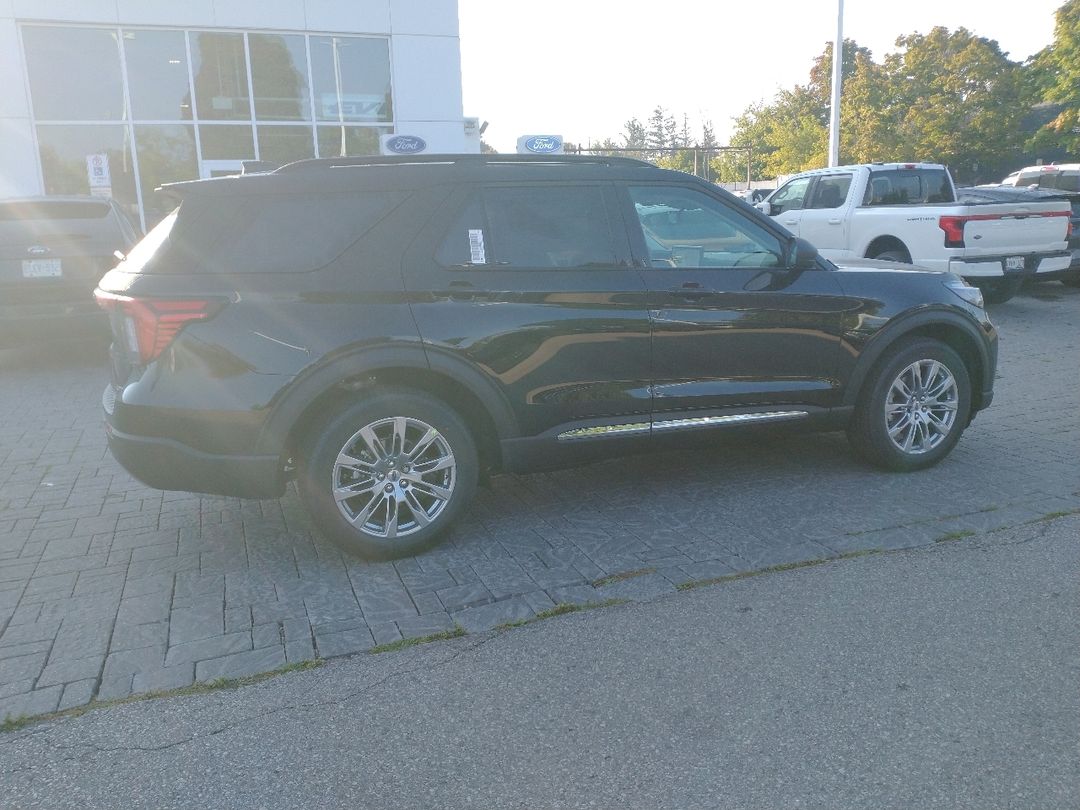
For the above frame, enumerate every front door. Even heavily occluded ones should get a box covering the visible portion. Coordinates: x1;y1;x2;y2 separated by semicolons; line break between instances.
621;182;849;416
404;182;652;439
764;174;813;235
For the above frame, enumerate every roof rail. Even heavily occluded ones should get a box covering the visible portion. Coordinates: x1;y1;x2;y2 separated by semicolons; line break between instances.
275;153;654;173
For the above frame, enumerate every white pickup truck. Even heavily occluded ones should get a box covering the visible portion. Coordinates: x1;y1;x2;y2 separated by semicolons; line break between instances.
757;162;1072;302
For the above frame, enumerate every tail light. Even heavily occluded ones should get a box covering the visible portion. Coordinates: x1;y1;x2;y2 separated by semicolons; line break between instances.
938;216;966;248
94;290;222;363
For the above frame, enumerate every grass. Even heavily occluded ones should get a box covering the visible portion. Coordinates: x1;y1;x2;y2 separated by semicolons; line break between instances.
494;599;628;631
1028;508;1080;524
677;548;883;592
935;529;976;543
592;567;656;588
369;625;466;655
0;659;323;734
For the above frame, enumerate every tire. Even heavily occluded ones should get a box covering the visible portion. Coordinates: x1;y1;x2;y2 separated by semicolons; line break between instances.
869;249;911;264
971;277;1023;304
298;389;478;559
847;339;971;472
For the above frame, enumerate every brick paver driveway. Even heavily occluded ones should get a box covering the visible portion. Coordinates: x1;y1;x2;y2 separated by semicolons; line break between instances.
2;284;1078;720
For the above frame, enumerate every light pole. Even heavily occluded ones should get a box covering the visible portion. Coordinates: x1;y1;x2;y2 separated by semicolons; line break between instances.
828;0;844;167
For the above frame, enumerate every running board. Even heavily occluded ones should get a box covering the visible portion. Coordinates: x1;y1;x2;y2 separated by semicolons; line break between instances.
557;410;809;442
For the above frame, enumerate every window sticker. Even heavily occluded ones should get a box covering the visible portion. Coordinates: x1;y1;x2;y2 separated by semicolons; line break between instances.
468;228;486;264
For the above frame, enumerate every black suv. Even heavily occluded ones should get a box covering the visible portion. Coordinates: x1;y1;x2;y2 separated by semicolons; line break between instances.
1;197;140;346
95;155;997;558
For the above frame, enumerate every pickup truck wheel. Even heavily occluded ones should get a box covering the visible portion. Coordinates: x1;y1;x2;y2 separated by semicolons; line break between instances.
870;249;911;263
971;277;1022;304
298;390;478;560
848;339;971;472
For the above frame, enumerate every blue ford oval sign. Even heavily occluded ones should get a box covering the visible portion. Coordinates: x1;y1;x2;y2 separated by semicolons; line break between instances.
524;135;563;154
384;135;427;155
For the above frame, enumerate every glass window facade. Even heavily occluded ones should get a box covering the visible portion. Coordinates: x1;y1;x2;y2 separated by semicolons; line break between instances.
21;24;395;229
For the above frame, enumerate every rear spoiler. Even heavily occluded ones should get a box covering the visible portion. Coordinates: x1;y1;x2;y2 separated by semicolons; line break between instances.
157;161;281;199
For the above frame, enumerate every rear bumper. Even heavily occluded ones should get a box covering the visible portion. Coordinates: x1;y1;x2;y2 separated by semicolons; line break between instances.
105;411;285;499
948;251;1071;278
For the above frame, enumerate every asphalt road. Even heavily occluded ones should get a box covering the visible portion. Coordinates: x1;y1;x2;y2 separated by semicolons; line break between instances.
2;513;1077;809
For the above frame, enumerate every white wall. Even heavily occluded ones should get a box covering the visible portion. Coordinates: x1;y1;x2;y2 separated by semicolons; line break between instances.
0;0;467;199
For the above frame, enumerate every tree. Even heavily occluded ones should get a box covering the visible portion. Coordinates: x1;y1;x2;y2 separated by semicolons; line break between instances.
1029;0;1080;155
885;27;1032;182
646;105;674;156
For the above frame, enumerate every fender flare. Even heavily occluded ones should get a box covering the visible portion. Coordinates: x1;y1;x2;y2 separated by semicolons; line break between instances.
841;307;993;408
254;343;519;457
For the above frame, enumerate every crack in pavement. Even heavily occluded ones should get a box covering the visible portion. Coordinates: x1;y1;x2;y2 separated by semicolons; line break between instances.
7;632;503;763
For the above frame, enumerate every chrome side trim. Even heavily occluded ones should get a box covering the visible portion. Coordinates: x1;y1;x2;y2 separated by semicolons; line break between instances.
557;411;809;441
652;411;808;432
556;422;650;441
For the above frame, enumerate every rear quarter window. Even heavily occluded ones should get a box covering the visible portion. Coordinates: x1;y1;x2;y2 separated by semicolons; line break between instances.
148;191;407;273
863;170;953;205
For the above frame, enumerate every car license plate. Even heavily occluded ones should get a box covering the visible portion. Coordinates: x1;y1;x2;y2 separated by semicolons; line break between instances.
21;258;62;278
1004;256;1024;272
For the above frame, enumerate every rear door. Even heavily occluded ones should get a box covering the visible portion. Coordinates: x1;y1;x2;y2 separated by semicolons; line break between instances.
404;182;652;438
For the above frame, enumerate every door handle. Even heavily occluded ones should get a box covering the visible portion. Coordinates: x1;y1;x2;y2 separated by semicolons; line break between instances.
828;218;841;225
783;219;798;226
672;281;709;300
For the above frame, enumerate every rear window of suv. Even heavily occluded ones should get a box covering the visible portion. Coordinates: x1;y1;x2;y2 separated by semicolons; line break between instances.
137;191;407;274
0;200;125;248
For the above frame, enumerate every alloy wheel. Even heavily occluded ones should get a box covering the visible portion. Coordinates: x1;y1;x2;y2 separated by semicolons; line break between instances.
331;416;457;539
884;359;959;455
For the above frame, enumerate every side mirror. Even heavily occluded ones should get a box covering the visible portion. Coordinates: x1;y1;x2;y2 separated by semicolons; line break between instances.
791;237;819;270
756;201;772;216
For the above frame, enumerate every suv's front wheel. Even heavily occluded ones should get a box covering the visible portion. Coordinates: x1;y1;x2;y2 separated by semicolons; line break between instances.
299;390;478;559
848;339;971;471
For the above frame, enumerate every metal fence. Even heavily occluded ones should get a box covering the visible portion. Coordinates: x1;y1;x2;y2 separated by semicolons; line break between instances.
564;145;754;185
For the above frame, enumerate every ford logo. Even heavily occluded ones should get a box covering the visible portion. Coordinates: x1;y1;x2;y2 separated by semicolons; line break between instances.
385;135;427;155
525;136;562;154
27;245;49;256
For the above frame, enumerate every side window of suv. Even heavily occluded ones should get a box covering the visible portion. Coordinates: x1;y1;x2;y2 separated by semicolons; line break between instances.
437;185;617;269
629;185;784;269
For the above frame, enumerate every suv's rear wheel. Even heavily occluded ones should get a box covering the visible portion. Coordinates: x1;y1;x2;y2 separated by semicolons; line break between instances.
848;339;971;471
299;390;478;559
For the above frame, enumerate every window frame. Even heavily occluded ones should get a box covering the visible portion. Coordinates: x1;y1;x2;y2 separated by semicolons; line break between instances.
434;182;630;271
805;173;853;210
768;176;814;215
619;181;792;272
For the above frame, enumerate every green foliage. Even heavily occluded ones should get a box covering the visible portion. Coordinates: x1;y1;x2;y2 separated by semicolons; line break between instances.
589;5;1070;183
726;26;1042;183
884;27;1033;182
1029;0;1080;155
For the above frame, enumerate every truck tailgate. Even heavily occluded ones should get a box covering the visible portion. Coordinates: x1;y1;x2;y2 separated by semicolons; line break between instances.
957;204;1069;255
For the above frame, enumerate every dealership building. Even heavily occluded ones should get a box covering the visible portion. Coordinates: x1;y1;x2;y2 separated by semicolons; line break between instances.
0;0;472;229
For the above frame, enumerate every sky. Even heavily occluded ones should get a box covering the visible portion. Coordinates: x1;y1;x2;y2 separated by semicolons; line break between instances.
457;0;1065;153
